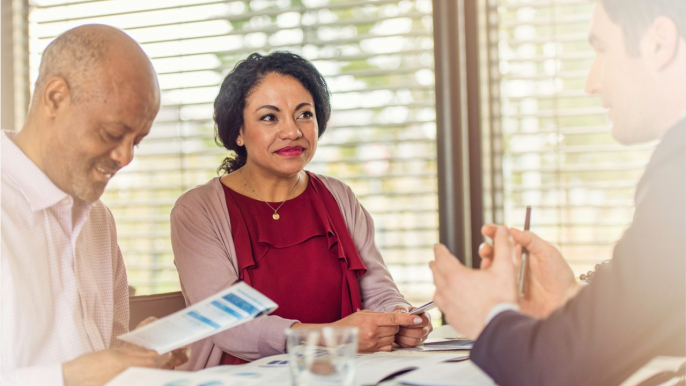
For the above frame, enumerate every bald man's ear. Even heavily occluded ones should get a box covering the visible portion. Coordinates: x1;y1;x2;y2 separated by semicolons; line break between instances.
646;16;680;71
41;77;71;118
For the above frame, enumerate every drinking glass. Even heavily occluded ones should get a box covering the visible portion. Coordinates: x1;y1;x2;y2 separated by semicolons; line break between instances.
286;327;358;386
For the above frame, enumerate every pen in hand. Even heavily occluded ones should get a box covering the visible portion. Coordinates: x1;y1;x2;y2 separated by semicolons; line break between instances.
517;206;532;298
409;301;436;315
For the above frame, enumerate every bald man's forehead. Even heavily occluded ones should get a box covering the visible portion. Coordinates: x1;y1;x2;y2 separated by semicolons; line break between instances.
99;32;159;100
35;24;157;108
87;77;159;141
99;55;159;105
69;27;160;126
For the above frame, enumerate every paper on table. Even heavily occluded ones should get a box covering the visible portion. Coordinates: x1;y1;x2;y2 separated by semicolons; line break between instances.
419;345;471;352
428;324;466;340
397;361;496;386
356;353;468;386
108;355;293;386
197;357;291;386
208;352;469;386
107;353;471;386
107;366;288;386
201;354;292;372
420;339;474;351
118;281;277;354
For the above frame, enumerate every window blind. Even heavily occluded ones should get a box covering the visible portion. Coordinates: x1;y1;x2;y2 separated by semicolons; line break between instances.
28;0;438;301
495;0;655;275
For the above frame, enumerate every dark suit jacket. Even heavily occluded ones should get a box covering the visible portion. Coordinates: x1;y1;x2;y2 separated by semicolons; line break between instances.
471;121;686;386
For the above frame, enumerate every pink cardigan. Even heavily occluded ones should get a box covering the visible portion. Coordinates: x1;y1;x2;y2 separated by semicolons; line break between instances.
171;174;410;370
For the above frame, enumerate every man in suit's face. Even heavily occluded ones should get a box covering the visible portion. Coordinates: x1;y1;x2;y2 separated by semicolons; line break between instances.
585;2;686;145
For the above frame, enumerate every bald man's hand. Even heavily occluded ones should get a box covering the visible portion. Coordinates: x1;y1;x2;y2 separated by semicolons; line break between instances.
63;317;190;386
124;317;190;370
62;346;174;386
431;226;518;340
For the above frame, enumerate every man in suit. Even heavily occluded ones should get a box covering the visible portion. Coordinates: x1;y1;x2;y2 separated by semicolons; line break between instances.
431;0;686;384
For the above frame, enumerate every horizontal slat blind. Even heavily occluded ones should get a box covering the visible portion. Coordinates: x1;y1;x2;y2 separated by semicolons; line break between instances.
29;0;438;301
496;0;655;275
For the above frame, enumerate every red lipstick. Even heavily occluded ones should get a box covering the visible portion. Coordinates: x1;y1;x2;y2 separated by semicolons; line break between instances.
275;146;304;157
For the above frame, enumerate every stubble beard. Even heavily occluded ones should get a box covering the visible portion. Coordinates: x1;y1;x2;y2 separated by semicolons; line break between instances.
67;155;112;203
70;167;107;203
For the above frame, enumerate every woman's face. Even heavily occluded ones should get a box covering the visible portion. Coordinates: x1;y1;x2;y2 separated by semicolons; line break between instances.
238;72;319;178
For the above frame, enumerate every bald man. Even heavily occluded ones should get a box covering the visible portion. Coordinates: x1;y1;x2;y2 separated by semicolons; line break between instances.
1;25;186;385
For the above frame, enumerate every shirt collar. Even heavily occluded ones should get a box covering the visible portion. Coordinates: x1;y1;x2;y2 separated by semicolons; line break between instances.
2;130;73;211
646;117;686;172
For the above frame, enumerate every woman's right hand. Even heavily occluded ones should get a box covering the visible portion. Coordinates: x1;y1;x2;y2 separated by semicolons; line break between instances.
331;310;424;352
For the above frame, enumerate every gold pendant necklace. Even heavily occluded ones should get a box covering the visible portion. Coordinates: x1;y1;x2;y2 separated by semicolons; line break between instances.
239;168;301;220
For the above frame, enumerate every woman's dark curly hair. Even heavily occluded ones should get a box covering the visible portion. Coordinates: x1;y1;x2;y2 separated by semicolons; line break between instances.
214;51;332;175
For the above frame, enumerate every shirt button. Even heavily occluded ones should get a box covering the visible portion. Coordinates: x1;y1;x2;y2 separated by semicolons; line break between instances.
61;197;71;206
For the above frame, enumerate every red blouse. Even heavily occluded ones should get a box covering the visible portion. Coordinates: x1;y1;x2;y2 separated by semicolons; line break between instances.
220;172;366;364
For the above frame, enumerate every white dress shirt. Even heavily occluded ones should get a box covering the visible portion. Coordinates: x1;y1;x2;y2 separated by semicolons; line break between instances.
1;131;129;386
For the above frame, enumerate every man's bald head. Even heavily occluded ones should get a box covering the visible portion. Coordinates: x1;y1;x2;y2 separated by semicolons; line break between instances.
17;24;160;203
31;24;158;109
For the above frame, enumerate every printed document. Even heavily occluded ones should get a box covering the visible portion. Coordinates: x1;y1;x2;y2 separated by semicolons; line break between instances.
118;281;277;354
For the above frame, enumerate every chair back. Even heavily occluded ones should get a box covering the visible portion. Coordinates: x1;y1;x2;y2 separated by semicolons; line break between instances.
129;291;187;330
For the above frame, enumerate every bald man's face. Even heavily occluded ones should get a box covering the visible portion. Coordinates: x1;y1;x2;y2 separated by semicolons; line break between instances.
44;58;160;203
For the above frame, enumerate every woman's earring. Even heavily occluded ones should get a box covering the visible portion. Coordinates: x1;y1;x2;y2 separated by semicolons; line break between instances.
237;139;242;146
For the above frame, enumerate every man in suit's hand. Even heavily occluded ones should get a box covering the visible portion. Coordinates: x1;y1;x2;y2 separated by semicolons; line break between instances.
430;226;518;339
511;228;582;318
478;225;582;319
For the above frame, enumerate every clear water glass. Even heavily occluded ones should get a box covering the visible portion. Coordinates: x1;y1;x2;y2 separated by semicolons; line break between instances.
286;327;358;386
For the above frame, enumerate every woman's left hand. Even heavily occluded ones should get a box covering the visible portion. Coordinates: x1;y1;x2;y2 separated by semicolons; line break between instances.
393;306;433;348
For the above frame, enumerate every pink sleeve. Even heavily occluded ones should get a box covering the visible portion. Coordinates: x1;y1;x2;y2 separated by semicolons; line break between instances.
171;197;298;362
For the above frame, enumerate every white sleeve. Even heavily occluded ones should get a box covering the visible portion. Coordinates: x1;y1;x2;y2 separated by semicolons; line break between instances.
486;303;520;324
9;364;64;386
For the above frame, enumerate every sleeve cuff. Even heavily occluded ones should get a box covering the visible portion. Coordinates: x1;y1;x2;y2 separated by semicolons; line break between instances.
256;317;300;358
383;302;413;313
486;302;520;325
15;364;64;386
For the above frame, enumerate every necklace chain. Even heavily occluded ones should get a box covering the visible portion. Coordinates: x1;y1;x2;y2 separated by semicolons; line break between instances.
238;168;301;220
